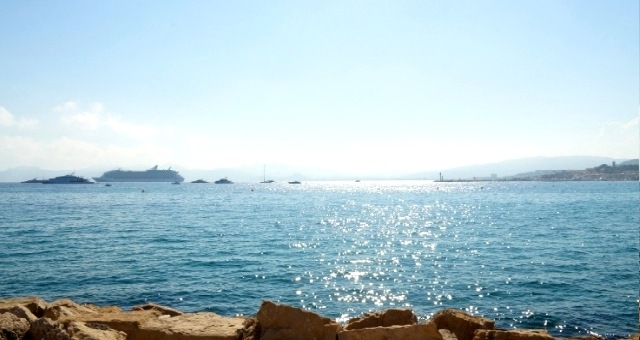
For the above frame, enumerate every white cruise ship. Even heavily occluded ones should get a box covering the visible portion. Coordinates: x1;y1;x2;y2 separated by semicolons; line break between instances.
93;165;184;183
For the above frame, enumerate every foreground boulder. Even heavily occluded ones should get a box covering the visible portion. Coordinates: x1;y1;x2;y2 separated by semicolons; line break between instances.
257;300;340;340
431;309;495;340
134;312;247;340
344;308;418;330
0;312;30;340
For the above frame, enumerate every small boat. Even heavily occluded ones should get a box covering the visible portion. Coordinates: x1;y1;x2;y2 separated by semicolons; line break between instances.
172;181;181;185
214;178;233;184
105;184;112;187
42;174;94;184
288;181;301;184
191;179;209;183
260;165;275;183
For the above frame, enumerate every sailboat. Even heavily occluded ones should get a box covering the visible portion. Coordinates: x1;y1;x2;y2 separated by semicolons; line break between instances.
260;165;275;183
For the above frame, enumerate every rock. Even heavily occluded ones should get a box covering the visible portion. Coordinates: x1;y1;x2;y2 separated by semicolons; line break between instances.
44;299;101;321
135;312;247;340
132;303;183;317
238;317;260;340
0;296;47;318
0;312;30;340
440;328;459;340
67;321;127;340
473;329;555;340
59;309;162;338
29;317;65;340
1;305;38;323
257;300;340;340
65;308;245;340
431;309;494;340
344;308;418;330
338;323;442;340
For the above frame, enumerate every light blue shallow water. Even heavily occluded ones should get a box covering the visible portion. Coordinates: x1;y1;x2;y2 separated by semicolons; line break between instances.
0;181;637;337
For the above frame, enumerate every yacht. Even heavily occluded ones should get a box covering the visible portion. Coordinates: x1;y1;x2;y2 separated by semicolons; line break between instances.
42;174;94;184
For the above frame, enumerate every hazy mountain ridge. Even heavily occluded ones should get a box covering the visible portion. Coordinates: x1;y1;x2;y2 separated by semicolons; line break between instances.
1;156;637;182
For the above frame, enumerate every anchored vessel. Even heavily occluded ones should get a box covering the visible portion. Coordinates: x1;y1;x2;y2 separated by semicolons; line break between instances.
93;165;184;183
42;174;94;184
214;178;233;184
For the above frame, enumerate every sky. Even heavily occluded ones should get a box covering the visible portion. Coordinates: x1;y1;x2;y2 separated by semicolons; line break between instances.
1;1;638;176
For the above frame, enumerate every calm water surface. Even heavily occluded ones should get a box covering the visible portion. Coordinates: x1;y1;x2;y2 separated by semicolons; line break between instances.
0;181;637;338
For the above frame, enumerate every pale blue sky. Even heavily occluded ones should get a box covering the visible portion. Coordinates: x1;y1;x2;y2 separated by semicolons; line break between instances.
1;1;638;175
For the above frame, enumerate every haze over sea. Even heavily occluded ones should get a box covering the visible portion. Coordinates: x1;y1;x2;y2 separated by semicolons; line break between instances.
1;181;638;338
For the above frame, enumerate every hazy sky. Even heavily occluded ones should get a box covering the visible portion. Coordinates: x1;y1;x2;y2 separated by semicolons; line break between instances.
1;1;638;175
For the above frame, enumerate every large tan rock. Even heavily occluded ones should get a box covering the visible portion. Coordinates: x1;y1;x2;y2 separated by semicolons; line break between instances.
65;309;245;340
134;312;247;340
431;309;494;340
0;296;47;318
344;308;418;330
44;299;103;321
0;312;30;340
67;321;127;340
132;303;183;317
338;322;442;340
473;329;555;340
60;309;162;337
257;300;340;340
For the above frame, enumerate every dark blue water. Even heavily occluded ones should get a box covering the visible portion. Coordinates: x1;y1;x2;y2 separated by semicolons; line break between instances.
0;181;637;337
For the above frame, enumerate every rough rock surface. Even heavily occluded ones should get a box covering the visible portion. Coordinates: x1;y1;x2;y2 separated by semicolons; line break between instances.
43;299;121;321
0;305;37;323
60;309;163;338
431;309;494;340
132;303;183;317
135;312;247;340
474;329;556;340
67;321;128;340
0;296;47;318
338;323;443;340
0;312;30;340
29;317;69;339
344;308;418;330
257;300;340;340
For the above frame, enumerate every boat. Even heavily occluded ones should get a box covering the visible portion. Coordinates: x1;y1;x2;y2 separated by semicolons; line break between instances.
93;165;184;183
42;174;94;184
191;179;209;183
288;181;301;184
260;165;275;183
21;178;46;183
214;178;233;184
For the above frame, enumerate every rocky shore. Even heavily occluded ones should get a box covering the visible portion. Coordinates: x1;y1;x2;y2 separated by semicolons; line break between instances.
0;296;638;340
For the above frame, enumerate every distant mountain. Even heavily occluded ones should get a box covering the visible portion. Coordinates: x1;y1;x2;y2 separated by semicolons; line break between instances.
405;156;631;180
1;156;637;182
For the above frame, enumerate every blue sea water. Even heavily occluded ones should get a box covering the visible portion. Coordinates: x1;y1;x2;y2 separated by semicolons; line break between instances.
0;181;638;337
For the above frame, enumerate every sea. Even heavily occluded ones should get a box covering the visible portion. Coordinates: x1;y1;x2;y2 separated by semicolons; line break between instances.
0;181;638;338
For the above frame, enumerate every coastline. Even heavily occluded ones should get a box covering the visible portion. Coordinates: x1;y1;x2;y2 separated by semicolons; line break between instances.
1;296;638;340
